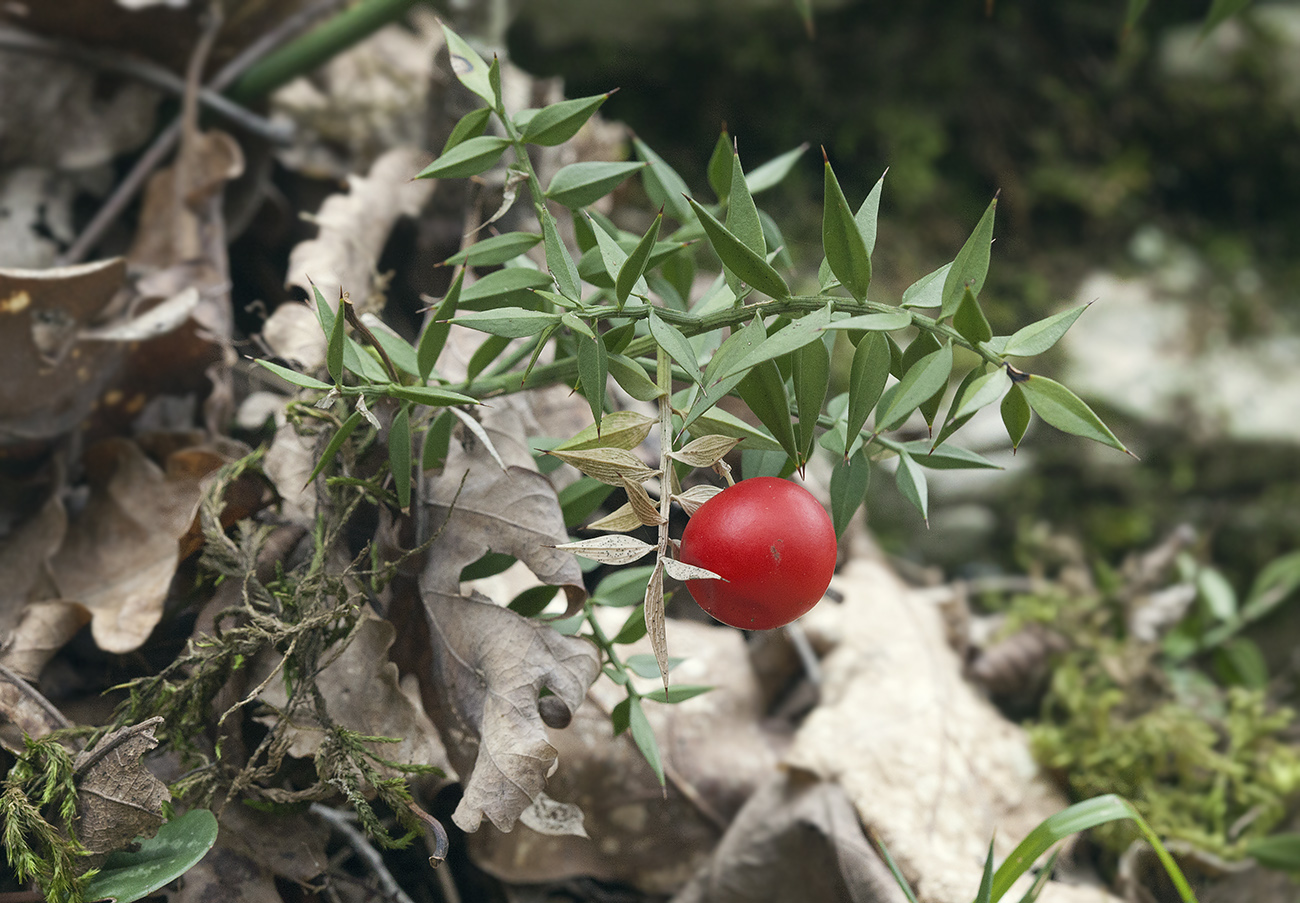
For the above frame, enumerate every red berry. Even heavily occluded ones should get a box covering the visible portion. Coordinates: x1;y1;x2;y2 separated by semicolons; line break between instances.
677;477;837;630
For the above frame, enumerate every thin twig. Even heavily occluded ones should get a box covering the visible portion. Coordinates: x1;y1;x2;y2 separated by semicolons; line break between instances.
58;0;348;265
0;661;73;733
0;25;291;143
310;803;417;903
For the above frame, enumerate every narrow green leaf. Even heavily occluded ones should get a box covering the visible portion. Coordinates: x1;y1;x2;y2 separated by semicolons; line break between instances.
686;196;789;299
256;359;332;391
83;810;218;903
1201;0;1252;37
559;477;616;528
941;197;997;317
626;653;684;678
823;311;913;333
953;286;994;345
588;214;631;279
1020;375;1131;454
607;353;665;401
899;440;1001;470
488;55;502;108
793;337;831;464
822;154;872;300
442;106;491;154
307;410;365;486
648;309;702;385
725;147;767;298
1001;303;1090;357
385;384;479;406
707;129;733;202
326;292;347;383
417;270;462;380
610;697;631;735
1214;636;1268;688
931;366;983;450
642;684;713;704
877;343;953;432
901;261;951;309
895;449;929;524
414;135;510;180
539;208;581;301
1015;849;1060;903
1001;382;1031;451
869;832;920;903
440;24;495;105
1247;832;1300;871
953;367;1012;421
422;409;454;470
829;447;870;537
855;169;886;257
633;135;693;223
451;307;560;338
683;316;767;432
389;404;411;510
746;143;810;195
614;603;649;645
361;316;422;378
523;92;611;146
845;332;891;446
627;695;665;785
737;360;799;464
715;304;833;384
443;231;542;267
594;565;657;607
973;840;996;903
458;267;552;309
1197;566;1238;621
576;332;608;432
546;161;645;209
617;211;663;305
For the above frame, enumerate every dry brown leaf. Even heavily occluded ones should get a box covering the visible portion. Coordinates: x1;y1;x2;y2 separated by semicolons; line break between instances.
469;617;779;895
254;615;452;779
170;845;283;903
207;797;330;889
73;716;169;859
46;438;231;654
787;559;1123;903
670;773;910;903
0;490;66;635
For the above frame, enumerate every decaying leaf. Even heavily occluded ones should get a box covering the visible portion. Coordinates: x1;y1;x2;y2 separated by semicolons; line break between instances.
547;447;658;486
668;435;743;468
74;717;170;859
672;483;723;516
552;535;655;566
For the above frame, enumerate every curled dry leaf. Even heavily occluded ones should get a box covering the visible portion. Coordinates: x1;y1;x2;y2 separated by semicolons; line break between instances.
660;557;724;583
672;483;723;516
553;535;655;566
554;410;657;451
518;790;589;838
74;717;170;860
547;447;658;486
620;473;666;526
668;434;743;468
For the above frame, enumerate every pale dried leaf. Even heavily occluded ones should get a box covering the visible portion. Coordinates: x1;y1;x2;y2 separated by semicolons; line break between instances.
449;406;506;472
585;502;644;533
0;491;66;637
1;601;90;684
548;447;657;486
518;790;588;838
644;563;668;691
554;410;656;451
620;473;666;526
171;845;283;903
660;557;724;583
668;434;743;468
554;536;655;566
74;717;169;858
672;484;723;516
78;287;198;342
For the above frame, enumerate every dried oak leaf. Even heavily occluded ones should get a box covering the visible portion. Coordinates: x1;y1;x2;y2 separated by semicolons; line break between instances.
73;716;169;859
47;437;233;654
420;400;597;833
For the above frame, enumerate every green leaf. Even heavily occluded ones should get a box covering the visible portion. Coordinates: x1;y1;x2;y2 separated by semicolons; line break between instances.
523;91;611;146
443;231;542;267
901;261;951;309
822;155;872;301
546;161;645;209
845;332;891;447
557;409;656;451
793;336;831;464
458;267;552;309
746;143;810;195
1213;637;1268;689
385;384;479;406
855;169;886;257
576;331;608;432
1001;382;1031;451
931;366;983;450
256;359;332;391
418;270;462;380
415;135;510;180
829;447;870;537
648;309;702;385
1247;832;1300;871
607;353;666;401
642;684;713;704
737;360;799;464
594;565;657;607
460;551;515;582
1125;0;1150;31
1202;0;1252;37
687;403;783;452
389;404;411;510
941;197;996;317
1197;566;1238;621
508;585;558;617
360;317;421;378
687;196;789;299
617;211;663;305
1001;303;1090;357
610;697;631;734
1019;375;1130;454
558;477;615;527
538;209;581;301
626;654;685;679
876;343;953;431
422;409;454;470
627;694;665;785
899;439;1001;470
724;147;767;297
953;367;1012;421
633;135;694;224
895;449;929;524
714;304;833;384
953;286;993;345
991;795;1196;903
307;410;364;486
614;603;649;644
440;24;495;106
707;129;733;202
450;307;559;338
488;55;502;108
683;315;767;432
823;310;913;333
83;810;218;903
974;840;996;903
326;292;347;384
442;106;491;154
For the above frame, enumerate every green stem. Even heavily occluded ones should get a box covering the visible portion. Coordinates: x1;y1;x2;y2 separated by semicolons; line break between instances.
584;602;635;692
